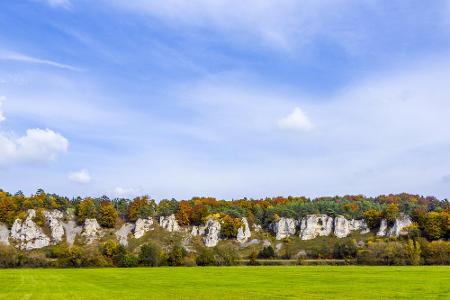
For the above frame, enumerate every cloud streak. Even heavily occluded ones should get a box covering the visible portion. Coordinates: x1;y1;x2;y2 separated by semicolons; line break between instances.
0;51;81;71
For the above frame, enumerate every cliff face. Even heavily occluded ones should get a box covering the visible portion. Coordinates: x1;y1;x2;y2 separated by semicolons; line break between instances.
0;210;414;250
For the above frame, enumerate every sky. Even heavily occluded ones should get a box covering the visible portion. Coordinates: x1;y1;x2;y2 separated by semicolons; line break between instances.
0;0;450;200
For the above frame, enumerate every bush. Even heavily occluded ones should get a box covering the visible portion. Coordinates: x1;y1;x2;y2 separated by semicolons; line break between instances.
357;241;408;265
258;246;275;259
333;239;357;259
0;245;19;268
139;242;163;267
168;245;187;266
220;215;242;239
215;243;240;266
196;248;216;266
248;251;260;266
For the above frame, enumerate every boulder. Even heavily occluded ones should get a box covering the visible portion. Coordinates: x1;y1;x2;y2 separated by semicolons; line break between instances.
236;217;251;243
82;219;101;244
43;210;65;243
116;223;135;246
134;218;154;239
203;219;221;247
239;238;260;248
275;243;282;253
388;215;412;237
190;225;206;237
299;214;333;240
63;221;82;246
253;224;262;232
376;219;388;237
272;217;297;240
10;209;50;250
0;223;10;245
159;214;180;232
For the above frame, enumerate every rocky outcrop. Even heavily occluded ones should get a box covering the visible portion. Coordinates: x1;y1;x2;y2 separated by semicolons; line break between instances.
334;216;370;238
81;219;101;244
10;209;50;250
116;223;135;246
236;217;251;243
388;215;413;237
43;210;65;243
377;219;388;237
134;218;154;239
191;225;206;237
299;214;333;240
203;219;221;247
272;218;297;240
159;214;180;232
63;221;82;246
253;224;262;232
0;223;10;245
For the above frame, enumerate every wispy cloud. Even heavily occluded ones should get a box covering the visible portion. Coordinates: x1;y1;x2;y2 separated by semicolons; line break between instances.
37;0;71;9
0;51;81;71
0;96;5;123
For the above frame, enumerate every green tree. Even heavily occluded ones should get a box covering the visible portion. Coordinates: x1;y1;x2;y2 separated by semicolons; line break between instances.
139;242;163;267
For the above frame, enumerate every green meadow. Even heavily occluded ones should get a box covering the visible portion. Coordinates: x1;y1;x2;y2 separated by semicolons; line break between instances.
0;266;449;299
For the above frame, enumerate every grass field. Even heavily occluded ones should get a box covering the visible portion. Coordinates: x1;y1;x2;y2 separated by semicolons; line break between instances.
0;266;449;299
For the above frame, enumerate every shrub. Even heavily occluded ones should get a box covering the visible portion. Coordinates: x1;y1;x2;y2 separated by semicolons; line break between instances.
333;239;357;259
168;245;187;266
248;251;260;266
0;245;19;268
139;242;163;267
196;248;216;266
258;246;275;259
215;243;240;266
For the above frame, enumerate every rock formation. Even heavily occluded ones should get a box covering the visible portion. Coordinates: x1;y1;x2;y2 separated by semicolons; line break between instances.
62;221;82;246
159;214;180;232
43;210;65;243
388;215;412;237
236;217;251;243
81;219;101;244
377;219;388;237
116;223;135;246
334;216;370;238
272;217;297;240
299;214;333;240
134;218;154;239
10;209;50;250
0;223;10;245
203;218;221;247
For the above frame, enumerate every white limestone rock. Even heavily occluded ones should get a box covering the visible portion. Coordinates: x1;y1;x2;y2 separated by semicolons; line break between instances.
116;223;135;246
334;216;351;238
334;216;370;238
10;209;50;250
377;219;388;237
0;223;10;245
236;217;251;243
82;219;102;244
388;215;412;237
253;224;262;232
203;219;221;247
134;218;154;239
299;214;333;240
262;240;271;247
275;243;282;253
191;225;206;237
159;214;180;232
43;210;65;243
239;238;260;248
63;221;82;246
272;217;297;240
350;219;370;234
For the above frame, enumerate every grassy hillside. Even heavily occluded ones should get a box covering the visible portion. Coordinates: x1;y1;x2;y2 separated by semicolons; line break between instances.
0;266;448;299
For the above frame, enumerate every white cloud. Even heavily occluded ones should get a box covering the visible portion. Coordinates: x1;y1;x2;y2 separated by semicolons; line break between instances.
0;50;80;71
278;107;313;132
68;169;91;184
0;128;68;166
0;96;5;123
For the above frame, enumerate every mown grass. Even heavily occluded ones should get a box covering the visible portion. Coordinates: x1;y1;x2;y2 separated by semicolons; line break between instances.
0;266;448;299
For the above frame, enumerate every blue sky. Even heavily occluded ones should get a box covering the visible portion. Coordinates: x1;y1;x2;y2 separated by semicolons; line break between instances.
1;0;450;199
